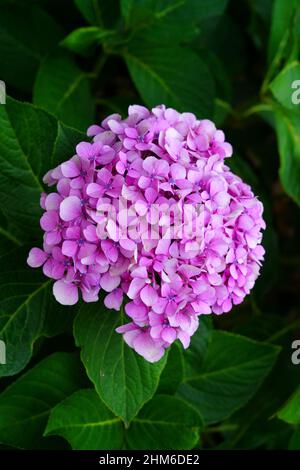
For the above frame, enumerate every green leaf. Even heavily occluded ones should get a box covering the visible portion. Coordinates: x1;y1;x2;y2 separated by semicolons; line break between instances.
74;0;119;27
277;387;300;424
45;389;123;450
289;426;300;449
62;27;116;56
126;395;203;450
221;344;300;450
0;246;76;377
124;40;215;118
34;50;95;131
46;390;203;450
0;97;85;239
273;106;300;205
121;0;228;31
189;0;228;20
126;1;204;45
0;353;86;448
74;303;167;423
268;0;298;63
157;343;184;395
183;315;213;379
0;3;63;91
178;331;280;424
269;61;300;110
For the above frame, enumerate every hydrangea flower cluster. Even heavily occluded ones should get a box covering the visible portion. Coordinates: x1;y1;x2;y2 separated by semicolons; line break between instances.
27;105;265;362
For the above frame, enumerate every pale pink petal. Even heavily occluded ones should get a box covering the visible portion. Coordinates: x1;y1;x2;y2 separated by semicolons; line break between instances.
133;332;165;363
140;285;158;307
45;193;62;211
60;196;81;221
100;272;121;292
53;280;78;305
161;327;177;343
40;211;58;231
61;160;80;178
104;288;123;310
62;240;78;257
27;248;48;267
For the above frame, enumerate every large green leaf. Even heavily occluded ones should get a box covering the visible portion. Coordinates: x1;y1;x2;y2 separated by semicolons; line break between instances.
0;353;86;448
74;303;167;423
273;106;300;205
126;394;203;450
183;315;213;378
277;387;300;424
121;0;228;31
0;97;85;239
46;390;203;450
45;389;123;450
268;0;298;63
178;331;280;424
124;40;215;118
157;343;184;395
0;3;63;91
269;66;300;206
269;61;300;110
34;50;95;131
219;343;300;450
0;246;75;377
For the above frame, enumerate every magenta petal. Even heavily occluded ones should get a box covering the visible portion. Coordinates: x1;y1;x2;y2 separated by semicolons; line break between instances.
61;160;80;178
45;193;62;210
83;225;98;242
238;214;254;231
138;176;151;189
100;272;121;292
140;285;158;307
82;288;99;303
120;238;136;251
155;238;170;255
127;278;145;299
62;240;78;257
40;211;58;231
86;183;102;198
133;332;165;363
53;280;78;305
87;124;102;136
125;300;148;321
45;230;61;246
51;262;65;280
43;258;53;278
104;288;123;310
177;331;191;349
76;142;92;159
161;327;176;343
120;327;141;348
60;196;81;221
171;163;186;179
27;248;48;267
143;156;157;174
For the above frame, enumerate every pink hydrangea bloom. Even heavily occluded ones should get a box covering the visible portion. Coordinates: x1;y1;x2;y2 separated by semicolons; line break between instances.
27;105;265;363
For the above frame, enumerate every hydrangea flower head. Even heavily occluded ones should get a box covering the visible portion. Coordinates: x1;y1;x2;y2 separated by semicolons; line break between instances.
27;105;265;362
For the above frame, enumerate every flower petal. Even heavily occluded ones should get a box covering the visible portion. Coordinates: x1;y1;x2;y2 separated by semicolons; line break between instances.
53;280;78;305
